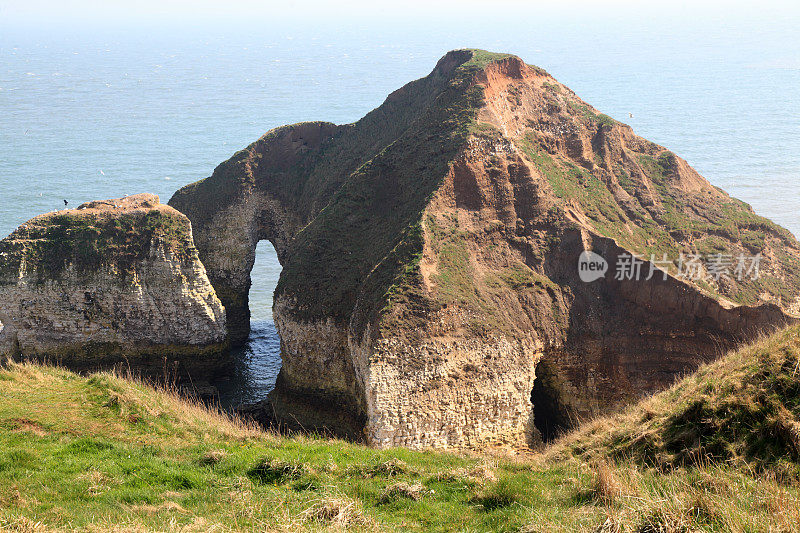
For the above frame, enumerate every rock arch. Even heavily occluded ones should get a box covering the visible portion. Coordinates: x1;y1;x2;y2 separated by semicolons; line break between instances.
169;122;343;345
167;50;800;449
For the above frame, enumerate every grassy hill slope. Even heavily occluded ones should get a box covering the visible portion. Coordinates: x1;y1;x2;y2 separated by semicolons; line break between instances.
2;325;800;532
553;325;800;477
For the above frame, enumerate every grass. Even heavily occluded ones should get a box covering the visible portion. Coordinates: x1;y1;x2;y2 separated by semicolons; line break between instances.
0;361;579;532
566;100;616;127
3;326;800;530
517;132;680;263
0;209;193;284
553;324;800;479
458;49;514;71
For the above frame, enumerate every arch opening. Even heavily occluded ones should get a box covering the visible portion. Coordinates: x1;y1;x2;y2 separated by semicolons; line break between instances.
212;240;283;408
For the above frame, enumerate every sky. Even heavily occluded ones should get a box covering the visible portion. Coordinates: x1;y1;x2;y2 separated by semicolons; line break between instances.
1;0;798;27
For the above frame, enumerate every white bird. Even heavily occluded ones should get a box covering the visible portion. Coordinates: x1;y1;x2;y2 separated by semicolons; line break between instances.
99;170;105;176
628;112;634;118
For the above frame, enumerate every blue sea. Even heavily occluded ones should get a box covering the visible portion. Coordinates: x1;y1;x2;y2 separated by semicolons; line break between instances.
2;5;799;406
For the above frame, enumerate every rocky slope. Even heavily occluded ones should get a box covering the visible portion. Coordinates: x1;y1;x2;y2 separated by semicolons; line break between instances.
0;194;227;376
170;49;800;448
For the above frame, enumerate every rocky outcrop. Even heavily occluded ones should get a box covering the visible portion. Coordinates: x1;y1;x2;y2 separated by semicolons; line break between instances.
170;49;800;448
0;194;227;376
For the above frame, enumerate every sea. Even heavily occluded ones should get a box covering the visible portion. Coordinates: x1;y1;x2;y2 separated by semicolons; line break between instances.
2;5;798;407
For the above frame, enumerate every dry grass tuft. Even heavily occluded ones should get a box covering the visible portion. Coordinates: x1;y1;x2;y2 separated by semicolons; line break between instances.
758;486;800;531
590;461;625;505
431;461;497;485
248;458;305;485
129;501;188;515
354;458;411;478
199;449;228;466
379;482;426;503
79;469;116;496
593;516;621;533
0;517;48;533
300;496;372;528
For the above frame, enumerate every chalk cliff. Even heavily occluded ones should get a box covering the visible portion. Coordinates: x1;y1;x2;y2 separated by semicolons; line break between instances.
170;50;800;448
0;194;227;376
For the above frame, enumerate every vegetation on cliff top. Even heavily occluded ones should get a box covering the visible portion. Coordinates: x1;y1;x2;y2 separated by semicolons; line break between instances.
0;206;193;284
2;325;800;531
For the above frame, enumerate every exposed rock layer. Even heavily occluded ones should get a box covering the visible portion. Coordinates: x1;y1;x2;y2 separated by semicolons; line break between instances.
0;194;227;377
170;50;800;448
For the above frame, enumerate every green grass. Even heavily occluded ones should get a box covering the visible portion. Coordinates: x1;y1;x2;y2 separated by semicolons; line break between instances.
0;209;193;284
459;49;514;71
554;324;800;479
0;362;584;532
566;100;616;127
3;327;800;531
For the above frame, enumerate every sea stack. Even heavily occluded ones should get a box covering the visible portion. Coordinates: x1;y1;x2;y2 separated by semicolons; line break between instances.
0;194;227;376
170;49;800;448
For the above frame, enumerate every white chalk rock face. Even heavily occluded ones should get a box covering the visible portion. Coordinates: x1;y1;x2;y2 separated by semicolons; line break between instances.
0;194;227;376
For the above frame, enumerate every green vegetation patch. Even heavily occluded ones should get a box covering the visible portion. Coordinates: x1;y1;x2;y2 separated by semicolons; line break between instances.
496;263;559;293
519;133;679;262
558;324;800;479
0;209;192;284
542;81;561;93
459;49;515;71
1;356;799;531
567;101;616;127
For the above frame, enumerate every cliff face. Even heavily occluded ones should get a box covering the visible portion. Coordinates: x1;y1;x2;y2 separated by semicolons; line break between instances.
170;50;800;448
0;194;227;376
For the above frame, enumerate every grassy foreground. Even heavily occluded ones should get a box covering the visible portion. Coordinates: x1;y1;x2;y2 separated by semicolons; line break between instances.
2;327;800;531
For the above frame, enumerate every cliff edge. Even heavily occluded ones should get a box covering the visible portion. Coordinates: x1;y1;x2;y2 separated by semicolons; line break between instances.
170;50;800;448
0;194;227;376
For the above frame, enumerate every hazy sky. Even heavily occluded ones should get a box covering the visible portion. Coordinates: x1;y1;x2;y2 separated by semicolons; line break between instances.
2;0;797;27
